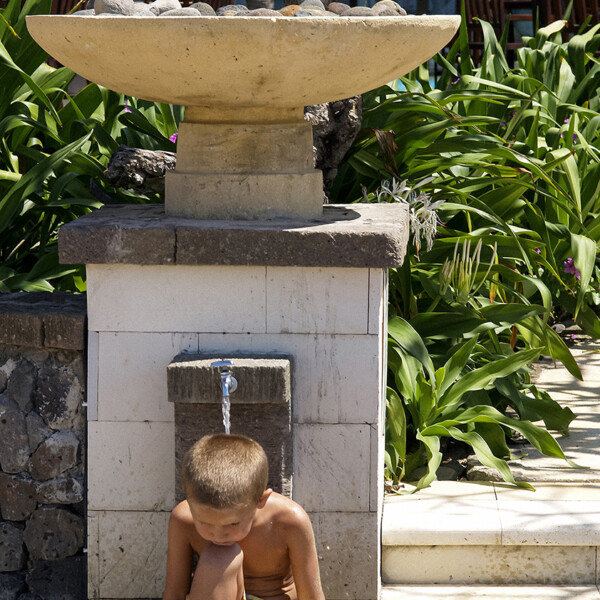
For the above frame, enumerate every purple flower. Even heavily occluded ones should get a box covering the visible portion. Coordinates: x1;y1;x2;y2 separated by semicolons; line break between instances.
564;257;581;280
535;248;541;254
564;118;569;123
169;133;178;143
500;122;506;127
573;134;578;142
451;76;460;85
123;97;132;113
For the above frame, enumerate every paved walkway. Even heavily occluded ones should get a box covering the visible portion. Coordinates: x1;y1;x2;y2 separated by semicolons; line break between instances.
467;338;600;482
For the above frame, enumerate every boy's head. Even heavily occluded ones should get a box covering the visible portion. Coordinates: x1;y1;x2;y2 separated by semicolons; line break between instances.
182;434;269;509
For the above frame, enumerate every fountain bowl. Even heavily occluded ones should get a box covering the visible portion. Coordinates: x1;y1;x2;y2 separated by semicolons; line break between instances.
27;14;460;220
26;15;460;111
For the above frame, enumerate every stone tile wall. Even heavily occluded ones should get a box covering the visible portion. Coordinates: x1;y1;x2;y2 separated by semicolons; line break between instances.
0;292;87;600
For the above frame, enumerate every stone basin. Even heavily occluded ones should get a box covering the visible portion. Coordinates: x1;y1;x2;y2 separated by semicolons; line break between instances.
27;14;460;219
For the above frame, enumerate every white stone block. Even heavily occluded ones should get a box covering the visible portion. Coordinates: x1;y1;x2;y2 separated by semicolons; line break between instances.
196;333;383;424
98;510;170;599
87;331;99;421
87;264;267;333
382;497;502;546
370;422;384;513
382;585;600;599
293;424;371;512
368;268;387;335
497;500;600;546
382;545;597;585
266;266;369;334
88;421;175;511
97;332;198;422
87;510;99;599
311;511;380;600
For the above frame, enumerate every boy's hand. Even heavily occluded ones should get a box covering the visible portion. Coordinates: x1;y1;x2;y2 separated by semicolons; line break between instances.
286;505;326;600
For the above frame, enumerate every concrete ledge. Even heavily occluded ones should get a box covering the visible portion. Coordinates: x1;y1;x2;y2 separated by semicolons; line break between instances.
0;292;87;350
383;482;600;547
167;354;291;405
58;203;409;268
382;585;600;599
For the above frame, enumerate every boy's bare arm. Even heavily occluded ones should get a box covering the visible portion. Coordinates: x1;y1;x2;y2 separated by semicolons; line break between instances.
163;505;194;600
286;506;326;600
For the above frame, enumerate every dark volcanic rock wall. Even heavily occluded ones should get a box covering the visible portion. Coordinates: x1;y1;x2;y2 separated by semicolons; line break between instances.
0;293;87;600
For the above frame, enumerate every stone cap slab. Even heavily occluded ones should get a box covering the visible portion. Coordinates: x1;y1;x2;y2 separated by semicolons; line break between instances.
0;292;86;350
58;203;409;268
168;354;291;405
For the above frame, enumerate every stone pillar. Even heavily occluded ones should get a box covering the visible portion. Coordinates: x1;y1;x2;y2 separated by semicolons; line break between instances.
58;202;408;600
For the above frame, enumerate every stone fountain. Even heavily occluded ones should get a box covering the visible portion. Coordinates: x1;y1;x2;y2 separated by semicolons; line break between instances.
27;12;459;600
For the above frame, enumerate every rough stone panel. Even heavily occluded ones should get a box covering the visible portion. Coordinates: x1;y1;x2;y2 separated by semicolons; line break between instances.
0;370;7;393
0;473;37;521
7;359;36;413
25;411;52;454
0;293;86;350
43;313;86;351
175;402;292;501
36;476;84;505
58;203;409;268
58;204;176;265
0;523;26;572
34;361;83;430
167;355;291;405
0;397;31;473
26;556;86;600
0;313;43;348
23;507;84;561
28;430;79;481
0;572;26;599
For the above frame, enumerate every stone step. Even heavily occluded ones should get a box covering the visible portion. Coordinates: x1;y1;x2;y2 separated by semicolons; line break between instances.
382;482;600;586
382;585;600;599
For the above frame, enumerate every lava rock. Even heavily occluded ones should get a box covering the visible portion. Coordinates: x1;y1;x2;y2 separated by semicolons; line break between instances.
34;361;83;430
160;6;203;15
0;371;6;394
190;1;216;14
25;411;52;454
0;397;30;473
0;573;26;599
23;508;84;561
326;1;349;14
0;523;26;572
94;0;136;14
36;476;84;505
7;359;36;413
0;473;37;521
147;0;180;14
26;556;86;600
248;7;282;15
28;430;79;481
216;3;249;14
343;5;375;15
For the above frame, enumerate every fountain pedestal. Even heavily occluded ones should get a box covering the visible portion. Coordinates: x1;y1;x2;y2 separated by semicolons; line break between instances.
59;203;408;599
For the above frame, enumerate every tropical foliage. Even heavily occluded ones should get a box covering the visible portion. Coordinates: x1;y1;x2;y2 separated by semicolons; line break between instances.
0;0;181;292
331;15;600;487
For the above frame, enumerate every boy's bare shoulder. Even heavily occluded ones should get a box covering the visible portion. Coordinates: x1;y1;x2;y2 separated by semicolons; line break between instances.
266;493;312;530
170;500;193;526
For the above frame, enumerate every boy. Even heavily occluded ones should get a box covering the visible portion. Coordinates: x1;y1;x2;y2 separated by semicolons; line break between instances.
162;434;326;600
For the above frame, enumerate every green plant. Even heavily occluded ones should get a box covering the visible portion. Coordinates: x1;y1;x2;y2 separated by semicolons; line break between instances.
385;316;578;491
0;0;182;292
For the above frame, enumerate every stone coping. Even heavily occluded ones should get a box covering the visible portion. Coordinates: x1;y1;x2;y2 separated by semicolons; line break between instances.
382;585;600;599
58;203;409;268
0;292;86;351
383;481;600;547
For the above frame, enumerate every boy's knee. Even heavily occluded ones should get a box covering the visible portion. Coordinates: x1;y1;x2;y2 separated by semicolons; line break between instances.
198;543;243;572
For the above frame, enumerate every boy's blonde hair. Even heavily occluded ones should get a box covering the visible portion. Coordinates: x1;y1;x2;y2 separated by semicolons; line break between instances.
182;434;268;508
